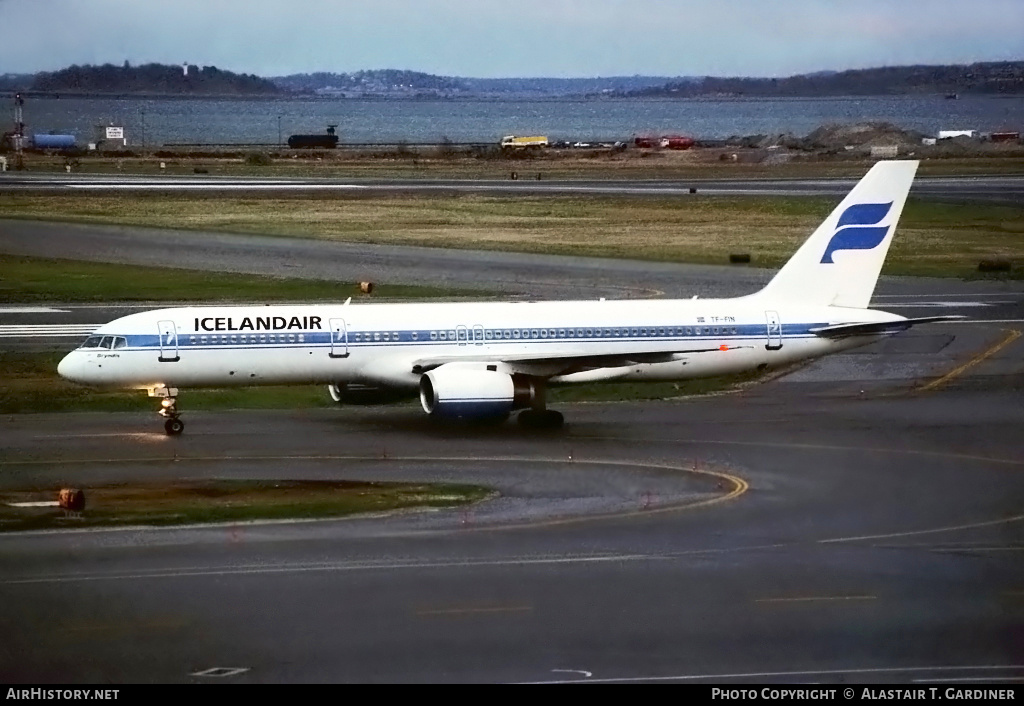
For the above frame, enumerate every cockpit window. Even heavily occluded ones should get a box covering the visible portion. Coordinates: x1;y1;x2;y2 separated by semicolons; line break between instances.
111;337;127;349
99;336;114;349
80;335;102;349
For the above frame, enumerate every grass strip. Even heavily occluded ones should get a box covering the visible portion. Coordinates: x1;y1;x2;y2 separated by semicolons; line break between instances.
0;479;492;532
3;192;1021;279
0;253;488;303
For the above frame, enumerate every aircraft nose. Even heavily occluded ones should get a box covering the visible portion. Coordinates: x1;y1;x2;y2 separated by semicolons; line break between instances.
57;352;85;383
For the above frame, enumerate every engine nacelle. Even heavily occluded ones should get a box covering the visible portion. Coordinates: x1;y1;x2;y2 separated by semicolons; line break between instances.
419;368;537;419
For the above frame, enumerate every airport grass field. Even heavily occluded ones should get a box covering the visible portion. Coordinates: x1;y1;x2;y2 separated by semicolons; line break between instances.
0;479;493;532
0;252;487;303
2;192;1022;279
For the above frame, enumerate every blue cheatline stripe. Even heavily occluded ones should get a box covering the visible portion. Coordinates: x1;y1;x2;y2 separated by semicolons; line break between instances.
102;322;830;352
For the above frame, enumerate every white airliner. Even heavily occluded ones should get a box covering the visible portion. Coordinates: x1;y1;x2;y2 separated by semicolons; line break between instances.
59;160;955;435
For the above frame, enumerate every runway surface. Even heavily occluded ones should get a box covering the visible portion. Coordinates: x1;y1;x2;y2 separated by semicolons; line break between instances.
3;172;1024;205
1;203;1023;682
1;352;1022;683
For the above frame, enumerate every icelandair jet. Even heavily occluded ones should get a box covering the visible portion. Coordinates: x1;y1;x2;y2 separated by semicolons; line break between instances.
59;160;954;435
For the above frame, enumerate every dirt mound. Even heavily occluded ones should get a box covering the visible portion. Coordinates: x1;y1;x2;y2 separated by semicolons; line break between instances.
805;122;924;149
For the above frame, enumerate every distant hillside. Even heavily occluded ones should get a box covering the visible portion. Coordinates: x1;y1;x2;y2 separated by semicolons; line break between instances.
0;73;33;91
272;69;467;95
271;71;695;96
630;61;1024;97
459;76;693;96
31;62;280;95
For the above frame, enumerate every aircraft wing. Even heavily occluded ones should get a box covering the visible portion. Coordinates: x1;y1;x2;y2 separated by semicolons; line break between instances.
809;315;964;339
411;344;753;377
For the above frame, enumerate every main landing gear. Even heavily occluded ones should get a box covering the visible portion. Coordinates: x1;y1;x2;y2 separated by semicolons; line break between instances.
515;381;564;430
151;387;184;436
517;408;564;430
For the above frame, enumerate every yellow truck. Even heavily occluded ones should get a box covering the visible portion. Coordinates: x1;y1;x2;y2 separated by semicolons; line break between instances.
500;135;549;149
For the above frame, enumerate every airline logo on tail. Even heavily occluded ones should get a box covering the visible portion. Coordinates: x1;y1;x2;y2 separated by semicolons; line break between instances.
821;201;893;263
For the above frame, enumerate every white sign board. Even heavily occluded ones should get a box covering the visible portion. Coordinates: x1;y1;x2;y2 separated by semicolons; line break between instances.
105;126;124;140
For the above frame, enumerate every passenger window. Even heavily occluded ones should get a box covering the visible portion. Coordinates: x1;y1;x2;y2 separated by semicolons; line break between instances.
382;332;390;341
297;334;304;343
230;335;237;344
393;332;399;341
558;329;565;337
731;327;738;335
430;331;437;340
439;331;447;340
289;334;296;343
189;336;196;345
485;330;493;340
529;329;537;338
704;327;711;335
631;329;638;336
503;330;511;339
200;335;207;344
540;329;548;338
412;332;419;340
513;330;521;339
686;328;692;335
259;334;266;343
373;332;381;341
577;329;584;337
269;334;275;343
659;328;665;336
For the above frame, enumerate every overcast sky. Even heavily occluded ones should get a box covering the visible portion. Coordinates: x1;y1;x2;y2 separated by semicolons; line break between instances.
1;0;1022;78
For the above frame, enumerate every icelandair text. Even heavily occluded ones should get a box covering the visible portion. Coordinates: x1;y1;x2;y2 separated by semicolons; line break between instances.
194;316;322;332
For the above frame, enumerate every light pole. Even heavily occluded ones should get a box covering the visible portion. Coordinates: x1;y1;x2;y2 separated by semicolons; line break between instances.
277;115;282;146
141;110;146;151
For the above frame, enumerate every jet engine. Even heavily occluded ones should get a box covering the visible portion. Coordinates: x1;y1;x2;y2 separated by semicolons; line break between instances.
419;367;537;419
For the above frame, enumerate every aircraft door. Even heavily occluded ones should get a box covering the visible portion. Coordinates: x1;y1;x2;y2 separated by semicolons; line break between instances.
329;318;349;358
157;320;180;362
765;310;783;351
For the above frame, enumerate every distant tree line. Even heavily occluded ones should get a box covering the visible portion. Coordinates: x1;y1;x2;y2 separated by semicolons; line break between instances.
629;61;1024;97
30;62;280;95
273;69;467;93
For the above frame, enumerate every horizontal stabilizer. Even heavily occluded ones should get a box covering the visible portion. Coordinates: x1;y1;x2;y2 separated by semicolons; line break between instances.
809;315;965;339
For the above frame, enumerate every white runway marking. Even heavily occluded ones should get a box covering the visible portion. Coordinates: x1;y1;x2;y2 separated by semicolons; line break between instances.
0;307;71;313
0;324;98;337
522;664;1024;684
886;301;1005;308
189;667;250;678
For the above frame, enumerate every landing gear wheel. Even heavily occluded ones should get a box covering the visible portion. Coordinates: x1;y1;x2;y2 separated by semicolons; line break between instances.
164;417;185;436
517;409;564;430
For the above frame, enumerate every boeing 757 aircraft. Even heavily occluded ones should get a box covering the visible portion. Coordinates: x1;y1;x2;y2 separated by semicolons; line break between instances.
59;160;954;434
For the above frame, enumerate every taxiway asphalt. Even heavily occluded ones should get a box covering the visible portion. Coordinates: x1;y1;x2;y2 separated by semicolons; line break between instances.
3;172;1024;205
0;356;1022;682
0;184;1022;682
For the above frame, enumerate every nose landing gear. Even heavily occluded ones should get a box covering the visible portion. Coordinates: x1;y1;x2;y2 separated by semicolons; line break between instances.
150;387;184;435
